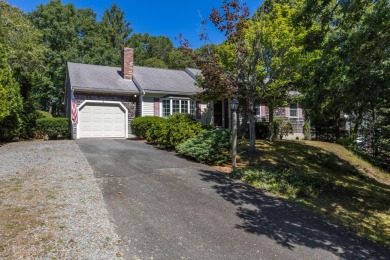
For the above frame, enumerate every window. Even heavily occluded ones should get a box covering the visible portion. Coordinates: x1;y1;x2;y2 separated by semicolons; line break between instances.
162;100;170;117
172;100;180;114
180;100;188;114
290;103;298;118
190;101;196;115
160;98;196;117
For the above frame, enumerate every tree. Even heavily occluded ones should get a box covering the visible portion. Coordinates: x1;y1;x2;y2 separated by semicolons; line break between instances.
181;0;313;151
126;33;174;67
250;1;317;140
167;49;196;70
0;43;23;140
0;1;48;138
143;57;168;69
180;0;262;151
29;0;124;115
101;3;132;52
299;0;390;155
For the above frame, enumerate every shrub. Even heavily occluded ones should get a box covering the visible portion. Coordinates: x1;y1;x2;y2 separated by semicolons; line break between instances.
177;129;232;165
303;121;311;140
231;168;336;198
0;113;22;141
131;116;165;139
201;124;214;131
255;122;269;139
146;119;167;144
36;117;69;140
37;110;53;119
269;117;294;140
146;113;203;149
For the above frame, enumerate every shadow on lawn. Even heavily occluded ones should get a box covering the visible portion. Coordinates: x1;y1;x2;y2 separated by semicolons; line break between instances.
199;170;390;259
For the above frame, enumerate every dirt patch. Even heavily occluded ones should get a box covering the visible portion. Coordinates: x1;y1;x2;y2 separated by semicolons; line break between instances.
0;169;60;258
0;141;121;259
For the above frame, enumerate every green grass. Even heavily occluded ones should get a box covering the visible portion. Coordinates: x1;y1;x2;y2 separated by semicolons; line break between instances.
235;140;390;245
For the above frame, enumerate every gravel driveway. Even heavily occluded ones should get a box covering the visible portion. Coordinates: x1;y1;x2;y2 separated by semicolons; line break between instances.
0;141;121;259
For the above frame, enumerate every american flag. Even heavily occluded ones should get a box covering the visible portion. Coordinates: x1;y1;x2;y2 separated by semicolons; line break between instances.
71;92;78;124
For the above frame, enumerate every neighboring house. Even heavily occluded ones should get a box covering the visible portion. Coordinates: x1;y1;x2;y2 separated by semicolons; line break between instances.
65;47;304;139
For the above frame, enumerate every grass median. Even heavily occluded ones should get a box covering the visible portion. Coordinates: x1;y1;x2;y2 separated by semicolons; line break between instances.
233;140;390;245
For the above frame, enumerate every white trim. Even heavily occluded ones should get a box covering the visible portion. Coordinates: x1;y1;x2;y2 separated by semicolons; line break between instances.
160;97;195;118
76;100;128;139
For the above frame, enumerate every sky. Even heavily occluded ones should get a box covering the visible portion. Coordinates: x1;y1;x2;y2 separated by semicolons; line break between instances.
6;0;263;48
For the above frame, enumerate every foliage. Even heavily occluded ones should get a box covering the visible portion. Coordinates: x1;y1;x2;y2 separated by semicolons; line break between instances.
146;114;203;149
299;0;390;159
255;122;270;139
337;136;356;150
177;129;232;165
237;139;390;244
143;57;168;69
167;49;196;70
29;0;128;115
231;167;336;198
126;33;195;69
36;117;69;140
131;116;165;139
126;33;173;65
101;3;132;52
145;118;167;144
180;0;315;151
37;110;53;119
303;121;311;140
0;2;49;138
375;107;390;160
0;43;23;141
269;117;294;140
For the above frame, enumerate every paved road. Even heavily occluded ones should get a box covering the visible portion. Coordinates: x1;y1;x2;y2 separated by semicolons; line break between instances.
78;139;389;260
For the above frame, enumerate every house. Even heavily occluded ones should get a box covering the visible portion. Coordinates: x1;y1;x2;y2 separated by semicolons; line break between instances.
65;48;305;139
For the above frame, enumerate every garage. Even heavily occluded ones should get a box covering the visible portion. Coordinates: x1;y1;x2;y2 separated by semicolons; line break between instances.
78;101;128;138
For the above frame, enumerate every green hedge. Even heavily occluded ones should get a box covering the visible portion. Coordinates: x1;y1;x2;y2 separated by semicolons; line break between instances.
177;129;232;165
146;114;203;149
36;117;69;140
131;116;165;138
37;110;53;119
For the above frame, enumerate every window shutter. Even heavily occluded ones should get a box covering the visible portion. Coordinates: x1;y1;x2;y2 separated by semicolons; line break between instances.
285;107;290;118
154;98;160;116
261;105;267;117
196;101;201;119
298;107;303;119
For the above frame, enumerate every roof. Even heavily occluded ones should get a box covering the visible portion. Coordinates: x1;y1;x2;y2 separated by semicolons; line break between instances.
67;62;139;94
185;68;202;80
67;62;202;95
133;66;200;95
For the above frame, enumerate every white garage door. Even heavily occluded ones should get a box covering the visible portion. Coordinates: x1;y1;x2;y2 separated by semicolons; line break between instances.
79;103;127;138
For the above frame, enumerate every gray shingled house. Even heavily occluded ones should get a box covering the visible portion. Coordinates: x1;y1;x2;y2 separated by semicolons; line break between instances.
65;47;305;139
65;48;211;139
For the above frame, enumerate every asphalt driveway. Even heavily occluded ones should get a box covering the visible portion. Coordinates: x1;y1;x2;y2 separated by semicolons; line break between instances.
77;139;389;260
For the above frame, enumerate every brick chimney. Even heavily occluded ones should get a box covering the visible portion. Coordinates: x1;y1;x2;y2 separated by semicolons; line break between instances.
122;47;134;80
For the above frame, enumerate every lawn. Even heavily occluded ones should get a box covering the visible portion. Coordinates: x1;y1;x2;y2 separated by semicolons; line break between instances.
234;140;390;245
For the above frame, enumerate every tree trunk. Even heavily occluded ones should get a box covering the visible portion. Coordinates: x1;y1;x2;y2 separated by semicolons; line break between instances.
248;113;256;152
268;106;274;141
335;112;341;141
247;99;256;153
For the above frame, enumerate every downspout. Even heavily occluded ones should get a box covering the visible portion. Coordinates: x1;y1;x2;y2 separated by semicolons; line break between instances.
133;77;144;117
